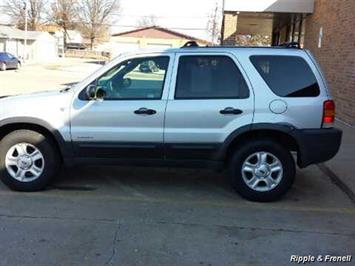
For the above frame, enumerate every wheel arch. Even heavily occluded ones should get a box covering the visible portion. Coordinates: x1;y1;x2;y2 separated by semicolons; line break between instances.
0;117;72;160
219;123;299;164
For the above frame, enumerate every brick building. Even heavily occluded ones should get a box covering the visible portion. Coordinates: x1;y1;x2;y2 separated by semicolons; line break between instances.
221;0;355;125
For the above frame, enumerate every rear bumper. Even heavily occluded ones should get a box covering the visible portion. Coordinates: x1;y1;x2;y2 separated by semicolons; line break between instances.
292;128;342;168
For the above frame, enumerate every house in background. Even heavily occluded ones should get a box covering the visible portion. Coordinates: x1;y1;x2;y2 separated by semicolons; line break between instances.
53;30;86;55
64;30;85;49
102;26;209;57
221;0;355;126
0;25;57;62
39;24;86;54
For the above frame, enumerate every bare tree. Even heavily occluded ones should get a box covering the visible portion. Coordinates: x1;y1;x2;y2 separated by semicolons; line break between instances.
3;0;47;30
77;0;119;50
206;1;221;44
236;35;271;46
137;15;158;27
50;0;77;51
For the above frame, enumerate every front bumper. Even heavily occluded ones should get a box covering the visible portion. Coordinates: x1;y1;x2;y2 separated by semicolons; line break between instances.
292;128;342;168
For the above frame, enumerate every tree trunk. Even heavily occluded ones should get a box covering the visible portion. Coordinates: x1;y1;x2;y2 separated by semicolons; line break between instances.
90;37;94;50
63;28;68;52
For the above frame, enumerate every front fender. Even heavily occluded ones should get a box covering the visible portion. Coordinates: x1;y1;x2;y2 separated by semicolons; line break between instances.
0;117;73;158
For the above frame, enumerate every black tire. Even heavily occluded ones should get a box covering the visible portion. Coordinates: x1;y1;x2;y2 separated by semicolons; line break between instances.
0;130;60;191
228;139;295;202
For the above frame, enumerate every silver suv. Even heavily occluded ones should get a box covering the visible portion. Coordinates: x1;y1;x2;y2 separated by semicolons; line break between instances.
0;44;342;201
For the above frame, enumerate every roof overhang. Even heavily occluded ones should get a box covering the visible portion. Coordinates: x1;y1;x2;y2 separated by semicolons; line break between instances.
234;13;274;36
225;0;314;13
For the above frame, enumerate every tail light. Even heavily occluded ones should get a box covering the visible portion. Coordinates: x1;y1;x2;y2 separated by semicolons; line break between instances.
323;100;335;125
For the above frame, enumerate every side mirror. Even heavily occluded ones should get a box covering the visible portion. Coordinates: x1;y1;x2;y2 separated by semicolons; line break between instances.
86;85;97;99
86;85;106;100
96;87;106;99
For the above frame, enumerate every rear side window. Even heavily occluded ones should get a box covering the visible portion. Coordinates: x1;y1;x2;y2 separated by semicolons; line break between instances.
175;55;249;99
250;55;320;97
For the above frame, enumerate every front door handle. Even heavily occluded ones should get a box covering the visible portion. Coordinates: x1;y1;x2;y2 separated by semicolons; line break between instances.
134;107;157;115
220;107;243;115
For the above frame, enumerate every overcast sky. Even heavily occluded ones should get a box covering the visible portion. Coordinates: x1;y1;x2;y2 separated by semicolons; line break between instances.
113;0;222;41
0;0;222;41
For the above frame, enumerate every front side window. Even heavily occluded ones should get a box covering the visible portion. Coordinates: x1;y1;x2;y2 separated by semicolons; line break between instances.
91;56;169;100
250;55;320;97
175;55;249;99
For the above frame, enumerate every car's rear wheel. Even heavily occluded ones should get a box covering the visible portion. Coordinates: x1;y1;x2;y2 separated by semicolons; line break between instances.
228;139;295;202
0;63;6;71
0;130;60;191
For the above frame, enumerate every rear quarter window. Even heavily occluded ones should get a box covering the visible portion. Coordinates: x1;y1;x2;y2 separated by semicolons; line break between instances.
250;55;320;97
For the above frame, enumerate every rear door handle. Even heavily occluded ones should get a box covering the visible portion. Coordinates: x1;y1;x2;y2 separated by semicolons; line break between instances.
220;107;243;115
134;107;157;115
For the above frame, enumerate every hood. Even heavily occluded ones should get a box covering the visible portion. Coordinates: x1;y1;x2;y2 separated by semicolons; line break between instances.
0;88;74;121
0;88;71;101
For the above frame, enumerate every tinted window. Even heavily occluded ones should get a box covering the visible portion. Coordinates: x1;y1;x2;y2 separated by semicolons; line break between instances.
250;55;320;97
175;55;249;99
95;56;169;100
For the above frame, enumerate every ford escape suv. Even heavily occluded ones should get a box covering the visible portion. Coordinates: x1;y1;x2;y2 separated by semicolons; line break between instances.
0;43;342;201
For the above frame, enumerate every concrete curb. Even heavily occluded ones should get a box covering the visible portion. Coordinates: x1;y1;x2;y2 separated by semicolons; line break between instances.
323;121;355;204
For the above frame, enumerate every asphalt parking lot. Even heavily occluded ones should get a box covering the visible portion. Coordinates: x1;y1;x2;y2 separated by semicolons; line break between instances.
0;59;354;265
0;58;101;96
0;165;354;266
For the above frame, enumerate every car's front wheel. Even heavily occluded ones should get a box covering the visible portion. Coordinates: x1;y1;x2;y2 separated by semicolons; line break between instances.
229;139;295;202
0;130;60;191
0;62;6;71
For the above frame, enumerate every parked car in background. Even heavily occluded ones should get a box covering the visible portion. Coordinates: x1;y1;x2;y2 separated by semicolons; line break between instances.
139;60;159;73
0;52;21;71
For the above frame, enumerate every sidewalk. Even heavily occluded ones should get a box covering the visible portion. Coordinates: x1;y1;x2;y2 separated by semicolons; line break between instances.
324;120;355;199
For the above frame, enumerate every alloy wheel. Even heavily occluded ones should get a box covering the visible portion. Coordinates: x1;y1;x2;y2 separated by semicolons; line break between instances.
241;151;283;192
5;143;45;182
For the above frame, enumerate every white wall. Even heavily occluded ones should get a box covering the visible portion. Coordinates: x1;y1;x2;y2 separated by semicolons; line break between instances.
97;41;141;57
2;39;25;59
33;36;57;61
0;39;5;51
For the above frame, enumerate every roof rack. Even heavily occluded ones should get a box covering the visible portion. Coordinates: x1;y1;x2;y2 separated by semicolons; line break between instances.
180;40;301;49
181;41;199;48
278;42;300;49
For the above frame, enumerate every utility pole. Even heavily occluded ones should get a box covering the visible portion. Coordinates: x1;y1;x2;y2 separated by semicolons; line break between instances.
55;0;65;57
23;0;28;62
